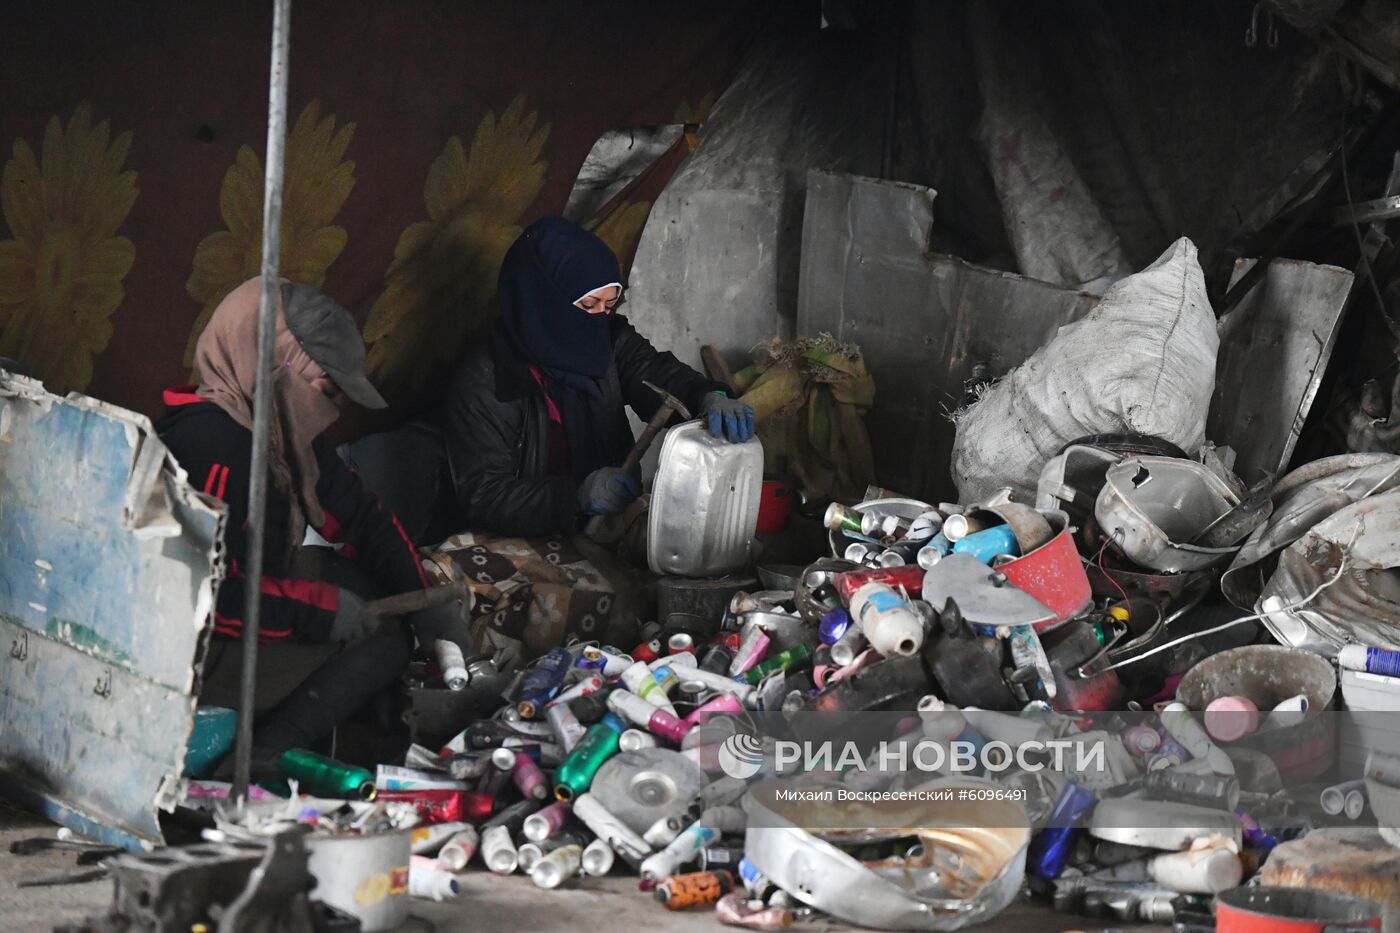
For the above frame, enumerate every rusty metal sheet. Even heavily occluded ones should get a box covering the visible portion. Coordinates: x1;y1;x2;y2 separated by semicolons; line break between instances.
0;371;224;850
1209;257;1354;483
796;170;1099;502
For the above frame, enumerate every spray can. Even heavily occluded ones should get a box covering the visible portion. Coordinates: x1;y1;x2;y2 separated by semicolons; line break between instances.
620;728;660;752
698;847;744;871
409;855;460;901
509;750;549;801
446;752;491;781
436;826;479;871
728;627;771;676
824;502;863;534
849;582;925;657
479;747;516;797
582;838;615;876
819;608;851;645
950;524;1021;564
677;667;756;703
699;644;734;676
607;689;692;744
1160;702;1234;775
941;513;987;542
682;693;745;728
553;713;625;802
580;645;633;678
481;824;518;874
434;640;469;691
410;821;469;856
572;792;651;862
833;565;925;602
533;675;604;717
830;623;868;667
621;660;679;716
1339;644;1400;676
377;765;468;793
532;843;584;889
516;647;574;713
1123;725;1162;756
519;829;588;874
1027;781;1097;880
523;801;571;842
546;702;587;754
279;749;376;800
742;644;812;686
1320;779;1368;820
640;823;720;881
654;870;735;910
1143;768;1240;810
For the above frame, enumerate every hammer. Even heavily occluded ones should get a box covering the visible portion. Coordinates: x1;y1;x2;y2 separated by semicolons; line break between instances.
584;380;691;538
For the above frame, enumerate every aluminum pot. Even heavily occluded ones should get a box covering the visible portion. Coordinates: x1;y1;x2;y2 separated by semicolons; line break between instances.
1095;457;1242;572
305;828;413;931
1176;645;1337;779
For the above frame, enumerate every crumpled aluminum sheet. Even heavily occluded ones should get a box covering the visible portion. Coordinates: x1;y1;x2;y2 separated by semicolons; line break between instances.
1256;489;1400;656
1222;454;1400;610
745;777;1029;930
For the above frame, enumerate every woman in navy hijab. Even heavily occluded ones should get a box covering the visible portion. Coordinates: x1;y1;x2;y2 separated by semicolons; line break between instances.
442;216;753;538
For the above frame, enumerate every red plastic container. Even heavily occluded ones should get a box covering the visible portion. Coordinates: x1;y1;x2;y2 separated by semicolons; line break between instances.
755;481;793;535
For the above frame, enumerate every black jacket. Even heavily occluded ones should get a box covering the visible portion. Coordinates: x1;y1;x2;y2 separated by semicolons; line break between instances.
442;316;722;537
157;388;430;643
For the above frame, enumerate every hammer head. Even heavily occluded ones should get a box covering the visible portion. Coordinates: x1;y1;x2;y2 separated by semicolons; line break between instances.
642;380;692;420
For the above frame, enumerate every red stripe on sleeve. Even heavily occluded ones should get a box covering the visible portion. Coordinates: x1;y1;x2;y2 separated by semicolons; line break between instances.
388;510;430;590
203;464;220;495
260;576;340;612
216;466;230;500
318;509;344;543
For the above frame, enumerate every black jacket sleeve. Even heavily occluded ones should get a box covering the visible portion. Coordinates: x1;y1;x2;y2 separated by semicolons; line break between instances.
442;359;579;537
610;315;727;423
311;439;430;597
169;414;343;644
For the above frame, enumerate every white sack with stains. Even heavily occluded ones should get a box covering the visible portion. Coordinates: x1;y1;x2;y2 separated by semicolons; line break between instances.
952;237;1218;503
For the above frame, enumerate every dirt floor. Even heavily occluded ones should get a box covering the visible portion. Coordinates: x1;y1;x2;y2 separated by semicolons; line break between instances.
0;800;1159;933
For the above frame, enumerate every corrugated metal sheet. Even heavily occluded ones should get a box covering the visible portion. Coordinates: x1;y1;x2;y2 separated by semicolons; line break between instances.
0;371;223;850
1210;257;1354;482
796;170;1099;501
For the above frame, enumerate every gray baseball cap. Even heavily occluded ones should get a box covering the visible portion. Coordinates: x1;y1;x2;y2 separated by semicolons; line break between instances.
280;282;388;410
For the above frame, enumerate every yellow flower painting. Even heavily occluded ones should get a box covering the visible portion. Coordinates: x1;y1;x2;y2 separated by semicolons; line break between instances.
0;103;138;394
184;100;355;366
364;94;550;395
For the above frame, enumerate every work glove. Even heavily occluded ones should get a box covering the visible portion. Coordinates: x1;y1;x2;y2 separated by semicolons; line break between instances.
701;391;756;443
579;467;642;516
328;588;374;643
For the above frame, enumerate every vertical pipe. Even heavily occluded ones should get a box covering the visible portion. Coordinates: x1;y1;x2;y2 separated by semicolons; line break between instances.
233;0;292;803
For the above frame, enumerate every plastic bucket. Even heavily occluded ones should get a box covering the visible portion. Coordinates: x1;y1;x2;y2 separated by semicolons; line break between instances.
305;828;413;931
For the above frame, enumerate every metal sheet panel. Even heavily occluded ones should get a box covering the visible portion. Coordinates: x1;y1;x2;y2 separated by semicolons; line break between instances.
0;372;223;850
1210;258;1354;483
796;170;1099;502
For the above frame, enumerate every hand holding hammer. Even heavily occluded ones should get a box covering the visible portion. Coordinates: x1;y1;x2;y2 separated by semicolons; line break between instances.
583;380;692;539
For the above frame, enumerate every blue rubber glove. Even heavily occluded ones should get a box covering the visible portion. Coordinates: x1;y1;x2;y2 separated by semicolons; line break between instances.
579;467;642;516
701;391;755;443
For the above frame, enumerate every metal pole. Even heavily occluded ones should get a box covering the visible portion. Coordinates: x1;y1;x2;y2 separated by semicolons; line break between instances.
233;0;292;803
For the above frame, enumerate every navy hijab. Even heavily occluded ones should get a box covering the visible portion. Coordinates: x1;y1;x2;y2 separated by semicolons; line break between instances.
498;217;630;481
